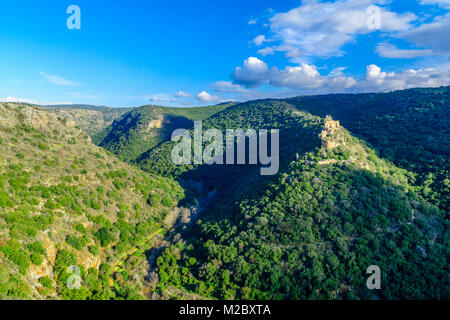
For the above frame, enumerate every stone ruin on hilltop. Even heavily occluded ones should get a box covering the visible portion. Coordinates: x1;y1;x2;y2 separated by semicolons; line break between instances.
320;115;340;149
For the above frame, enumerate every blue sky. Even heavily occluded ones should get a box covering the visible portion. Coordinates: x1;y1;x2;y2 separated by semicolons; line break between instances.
0;0;449;107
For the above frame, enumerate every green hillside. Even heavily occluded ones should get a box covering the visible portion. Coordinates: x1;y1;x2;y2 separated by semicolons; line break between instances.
135;100;448;300
287;87;450;211
2;86;448;301
98;103;235;162
136;100;321;212
0;103;184;300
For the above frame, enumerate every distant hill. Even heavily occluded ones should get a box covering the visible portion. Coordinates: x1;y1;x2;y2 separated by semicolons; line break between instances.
97;103;235;162
42;104;114;111
40;105;131;143
287;86;450;211
0;103;184;300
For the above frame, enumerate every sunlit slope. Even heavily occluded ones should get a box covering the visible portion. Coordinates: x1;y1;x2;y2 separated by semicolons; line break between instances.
98;103;235;162
287;86;450;211
0;103;184;300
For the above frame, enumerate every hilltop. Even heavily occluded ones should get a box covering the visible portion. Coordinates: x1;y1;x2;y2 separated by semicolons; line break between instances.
287;86;450;211
97;103;235;162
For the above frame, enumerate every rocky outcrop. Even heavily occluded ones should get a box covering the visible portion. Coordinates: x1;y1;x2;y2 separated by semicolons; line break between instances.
320;115;340;149
146;116;164;131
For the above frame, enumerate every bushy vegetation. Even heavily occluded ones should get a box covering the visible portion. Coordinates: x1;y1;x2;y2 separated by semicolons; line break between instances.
98;103;234;162
0;103;184;300
1;86;449;301
135;98;448;300
287;87;450;212
154;154;448;299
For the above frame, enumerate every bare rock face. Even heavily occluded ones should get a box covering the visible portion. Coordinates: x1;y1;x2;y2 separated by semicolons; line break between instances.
77;250;100;270
146;116;164;131
22;106;52;129
27;260;53;281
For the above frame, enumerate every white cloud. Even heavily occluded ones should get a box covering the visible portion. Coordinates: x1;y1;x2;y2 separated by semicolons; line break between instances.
275;63;450;93
230;56;450;94
231;57;356;92
253;35;269;46
212;81;247;93
197;91;220;102
270;63;357;92
1;97;39;104
357;64;450;92
39;71;80;86
174;91;192;98
365;64;396;85
420;0;450;9
231;57;272;88
147;93;178;103
376;43;433;58
0;97;72;105
248;18;258;25
270;64;324;89
267;0;417;61
399;12;450;55
257;47;275;56
328;67;348;77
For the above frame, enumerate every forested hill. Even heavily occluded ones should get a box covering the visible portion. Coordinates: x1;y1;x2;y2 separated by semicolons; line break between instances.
9;86;447;301
97;103;235;162
135;100;448;300
0;103;185;299
287;86;450;211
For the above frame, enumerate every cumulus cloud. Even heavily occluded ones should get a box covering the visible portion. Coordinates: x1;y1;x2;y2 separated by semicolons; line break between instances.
270;64;324;89
376;43;433;58
267;0;417;61
230;57;450;94
39;71;80;86
270;64;357;92
248;18;258;25
197;91;220;102
231;57;356;92
231;57;272;88
227;0;450;98
357;64;450;92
